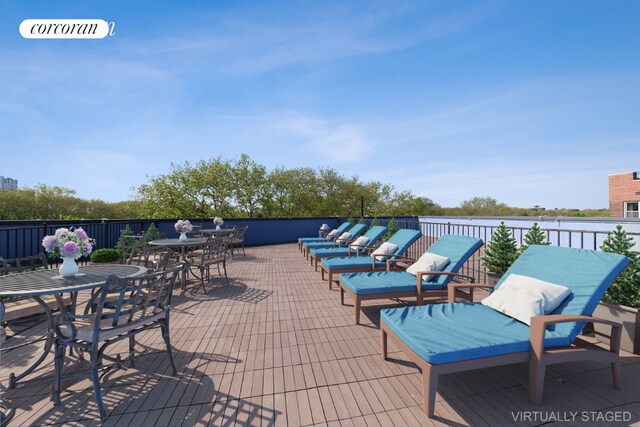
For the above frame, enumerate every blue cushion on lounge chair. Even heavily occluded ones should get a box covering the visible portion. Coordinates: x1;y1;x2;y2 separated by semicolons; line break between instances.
298;222;351;243
310;226;388;257
303;223;367;250
386;229;422;256
381;245;629;365
322;256;387;271
321;229;421;271
495;245;628;341
381;303;570;364
340;234;484;294
342;271;438;294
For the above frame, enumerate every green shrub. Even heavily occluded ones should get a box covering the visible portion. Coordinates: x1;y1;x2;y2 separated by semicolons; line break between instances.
600;225;640;308
481;221;518;275
90;248;121;263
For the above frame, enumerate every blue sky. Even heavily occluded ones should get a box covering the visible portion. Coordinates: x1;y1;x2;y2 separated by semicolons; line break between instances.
1;1;639;209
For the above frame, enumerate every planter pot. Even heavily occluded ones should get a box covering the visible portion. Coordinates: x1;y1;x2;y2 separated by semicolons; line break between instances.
592;302;640;354
485;272;503;286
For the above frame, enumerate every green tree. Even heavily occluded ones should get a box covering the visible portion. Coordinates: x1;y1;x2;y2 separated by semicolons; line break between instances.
481;222;518;275
233;154;268;217
519;222;550;254
383;218;399;241
600;225;640;307
143;223;161;243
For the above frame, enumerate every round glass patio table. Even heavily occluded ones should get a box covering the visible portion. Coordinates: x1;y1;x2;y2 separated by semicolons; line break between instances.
148;238;207;288
0;264;147;389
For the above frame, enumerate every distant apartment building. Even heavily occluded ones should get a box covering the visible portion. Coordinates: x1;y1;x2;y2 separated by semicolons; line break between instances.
0;176;18;190
609;171;640;218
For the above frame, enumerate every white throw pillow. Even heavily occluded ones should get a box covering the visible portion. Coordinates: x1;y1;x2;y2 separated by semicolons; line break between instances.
351;236;370;247
481;274;572;325
327;229;339;237
337;232;352;242
405;252;450;282
371;242;398;261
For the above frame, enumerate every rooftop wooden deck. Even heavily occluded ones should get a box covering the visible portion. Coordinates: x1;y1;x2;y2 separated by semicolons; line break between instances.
1;243;639;426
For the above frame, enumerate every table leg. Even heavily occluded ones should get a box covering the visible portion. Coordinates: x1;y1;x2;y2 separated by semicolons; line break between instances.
6;296;55;389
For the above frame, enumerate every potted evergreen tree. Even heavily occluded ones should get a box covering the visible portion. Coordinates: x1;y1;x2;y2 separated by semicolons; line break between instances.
594;225;640;354
518;222;550;255
481;221;518;285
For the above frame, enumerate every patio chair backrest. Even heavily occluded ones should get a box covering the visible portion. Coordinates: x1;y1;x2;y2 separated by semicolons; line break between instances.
1;252;48;276
127;246;175;272
361;225;388;246
231;226;248;243
88;265;183;339
386;229;422;256
497;245;629;341
427;235;484;286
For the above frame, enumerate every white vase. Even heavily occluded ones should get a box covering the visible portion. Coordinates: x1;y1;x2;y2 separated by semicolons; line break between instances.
216;225;221;230
59;256;79;277
179;232;188;241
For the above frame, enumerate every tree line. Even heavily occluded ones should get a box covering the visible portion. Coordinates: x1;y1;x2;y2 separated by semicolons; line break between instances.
0;155;608;220
133;154;441;218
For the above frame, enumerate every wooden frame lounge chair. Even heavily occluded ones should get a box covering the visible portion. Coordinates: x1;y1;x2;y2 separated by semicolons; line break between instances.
302;223;367;258
339;235;483;324
380;245;629;417
297;221;351;252
320;229;422;289
309;225;388;271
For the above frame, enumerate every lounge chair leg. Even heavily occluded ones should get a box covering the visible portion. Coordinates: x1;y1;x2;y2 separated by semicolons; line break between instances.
340;287;345;305
381;328;387;360
528;358;546;405
422;366;438;418
612;361;621;390
310;256;313;266
321;268;325;281
354;298;361;325
328;272;333;290
314;258;318;271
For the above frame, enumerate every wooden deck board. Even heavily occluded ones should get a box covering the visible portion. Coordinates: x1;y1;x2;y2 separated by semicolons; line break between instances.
1;243;639;426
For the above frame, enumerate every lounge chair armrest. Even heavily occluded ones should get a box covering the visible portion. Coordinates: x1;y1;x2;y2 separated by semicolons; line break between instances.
446;281;492;302
347;242;367;255
530;314;623;355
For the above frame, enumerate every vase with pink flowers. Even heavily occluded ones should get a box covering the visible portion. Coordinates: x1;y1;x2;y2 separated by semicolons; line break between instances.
213;217;224;230
42;227;95;277
174;220;193;241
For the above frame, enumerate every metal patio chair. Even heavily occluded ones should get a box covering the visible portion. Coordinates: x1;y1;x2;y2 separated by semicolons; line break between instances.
51;264;184;421
187;239;230;293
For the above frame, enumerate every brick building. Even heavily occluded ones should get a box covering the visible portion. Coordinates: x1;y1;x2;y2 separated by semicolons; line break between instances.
609;171;640;218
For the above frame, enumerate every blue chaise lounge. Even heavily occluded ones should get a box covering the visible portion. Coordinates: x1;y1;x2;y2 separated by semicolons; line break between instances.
309;225;388;271
320;229;422;289
302;223;367;258
339;234;483;324
380;245;629;417
297;221;351;252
